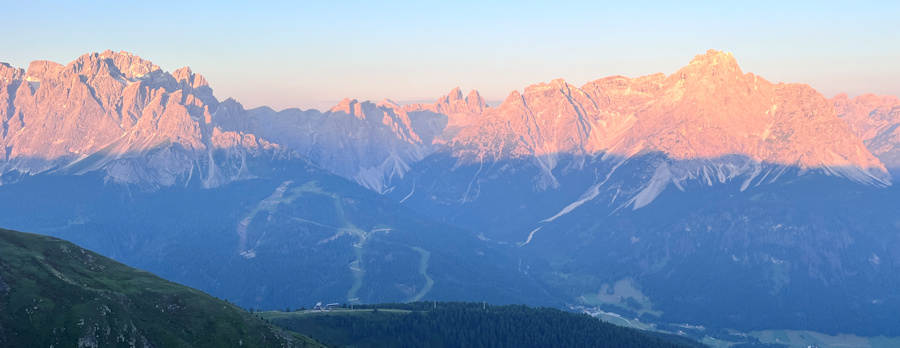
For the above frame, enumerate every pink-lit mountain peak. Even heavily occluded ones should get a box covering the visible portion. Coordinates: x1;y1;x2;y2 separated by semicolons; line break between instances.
433;87;486;109
1;49;894;191
685;49;742;75
832;93;900;171
0;51;291;188
46;50;161;81
329;97;360;115
404;87;488;129
446;49;889;185
443;86;464;103
173;66;210;89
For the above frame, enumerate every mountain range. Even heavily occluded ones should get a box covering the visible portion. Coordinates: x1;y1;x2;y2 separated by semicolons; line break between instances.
2;49;900;340
1;50;890;192
0;51;291;188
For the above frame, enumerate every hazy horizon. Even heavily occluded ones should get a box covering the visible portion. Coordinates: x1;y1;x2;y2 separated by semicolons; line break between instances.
3;1;898;111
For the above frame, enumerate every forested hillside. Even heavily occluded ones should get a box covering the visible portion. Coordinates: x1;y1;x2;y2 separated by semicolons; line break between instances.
262;302;704;348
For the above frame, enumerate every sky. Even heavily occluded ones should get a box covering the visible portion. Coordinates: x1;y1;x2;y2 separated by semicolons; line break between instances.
2;0;899;111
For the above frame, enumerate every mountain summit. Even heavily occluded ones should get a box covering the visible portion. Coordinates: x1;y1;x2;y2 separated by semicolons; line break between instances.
404;87;488;129
0;50;292;187
439;49;888;188
0;49;890;192
833;92;900;173
383;51;900;338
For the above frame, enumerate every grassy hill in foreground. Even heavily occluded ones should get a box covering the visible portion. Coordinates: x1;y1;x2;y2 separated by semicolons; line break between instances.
0;228;323;348
261;302;705;348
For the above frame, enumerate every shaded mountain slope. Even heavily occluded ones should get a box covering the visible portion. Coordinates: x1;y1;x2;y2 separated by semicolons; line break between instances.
392;150;900;336
0;228;320;347
0;162;560;313
519;167;900;336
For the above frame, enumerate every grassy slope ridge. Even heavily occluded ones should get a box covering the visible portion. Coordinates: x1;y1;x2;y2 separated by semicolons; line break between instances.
262;302;705;348
0;228;322;348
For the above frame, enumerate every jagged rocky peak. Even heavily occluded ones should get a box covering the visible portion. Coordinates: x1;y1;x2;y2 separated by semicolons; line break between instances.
833;93;900;134
212;97;257;133
444;86;464;102
405;87;488;130
407;87;487;112
0;51;292;188
438;49;889;186
330;97;363;117
332;98;376;121
666;49;758;101
832;93;900;171
770;84;886;176
236;95;434;193
376;98;401;109
172;66;217;115
515;78;582;101
97;50;161;79
447;87;487;112
503;89;523;104
548;78;569;88
173;66;209;89
57;50;161;83
640;51;886;182
327;97;421;142
25;60;64;82
466;89;485;109
217;97;244;110
0;62;23;82
686;49;742;73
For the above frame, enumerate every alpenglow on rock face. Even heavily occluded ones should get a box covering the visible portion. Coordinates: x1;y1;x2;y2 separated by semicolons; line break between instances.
833;93;900;173
220;97;439;193
5;49;900;339
380;49;892;227
440;50;888;186
0;51;293;187
404;87;487;133
377;51;900;338
230;50;890;197
215;87;489;193
1;49;890;194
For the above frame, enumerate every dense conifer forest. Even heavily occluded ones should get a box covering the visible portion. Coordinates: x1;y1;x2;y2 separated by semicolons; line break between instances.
263;302;705;348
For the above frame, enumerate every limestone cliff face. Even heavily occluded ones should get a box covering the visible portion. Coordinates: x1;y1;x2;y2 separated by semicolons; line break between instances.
1;49;891;192
214;87;487;193
404;87;487;130
833;93;900;171
224;50;889;196
240;98;435;193
440;50;888;187
0;51;293;187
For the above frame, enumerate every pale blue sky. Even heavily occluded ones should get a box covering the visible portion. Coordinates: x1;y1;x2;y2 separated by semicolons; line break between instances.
2;0;898;111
